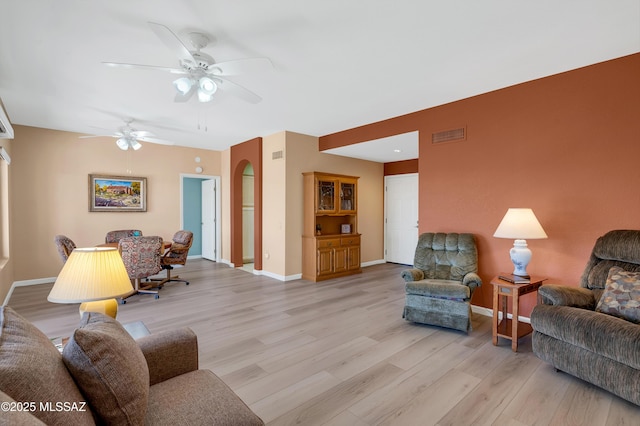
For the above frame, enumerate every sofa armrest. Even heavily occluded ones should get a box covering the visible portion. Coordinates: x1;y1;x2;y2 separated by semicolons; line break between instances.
537;284;596;309
401;268;424;282
462;272;482;291
137;328;199;386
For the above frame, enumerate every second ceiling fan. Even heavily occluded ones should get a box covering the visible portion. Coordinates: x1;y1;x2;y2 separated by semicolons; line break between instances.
104;22;272;104
80;119;174;151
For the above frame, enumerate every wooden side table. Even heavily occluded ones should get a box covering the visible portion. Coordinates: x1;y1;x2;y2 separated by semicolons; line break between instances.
491;274;546;352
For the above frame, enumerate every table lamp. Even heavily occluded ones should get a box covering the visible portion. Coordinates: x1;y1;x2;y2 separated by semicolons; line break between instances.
48;247;134;319
493;208;548;278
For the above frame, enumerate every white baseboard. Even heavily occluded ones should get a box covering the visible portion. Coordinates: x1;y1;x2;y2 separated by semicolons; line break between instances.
260;270;302;281
2;277;56;306
362;259;386;268
471;304;531;324
219;259;234;268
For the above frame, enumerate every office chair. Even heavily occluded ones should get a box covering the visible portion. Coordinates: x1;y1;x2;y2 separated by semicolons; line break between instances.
157;230;194;286
118;236;163;301
54;235;76;264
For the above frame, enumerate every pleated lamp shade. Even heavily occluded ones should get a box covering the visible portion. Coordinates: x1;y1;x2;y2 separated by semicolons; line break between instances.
493;208;548;240
48;247;133;303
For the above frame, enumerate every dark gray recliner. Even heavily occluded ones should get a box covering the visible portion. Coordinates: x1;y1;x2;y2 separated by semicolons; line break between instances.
531;229;640;406
401;233;482;333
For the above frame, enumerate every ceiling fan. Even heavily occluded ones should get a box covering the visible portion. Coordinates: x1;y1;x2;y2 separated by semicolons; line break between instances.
80;120;174;151
103;22;272;104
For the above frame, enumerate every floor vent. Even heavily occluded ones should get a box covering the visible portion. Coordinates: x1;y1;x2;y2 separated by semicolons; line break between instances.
432;127;466;144
272;150;284;160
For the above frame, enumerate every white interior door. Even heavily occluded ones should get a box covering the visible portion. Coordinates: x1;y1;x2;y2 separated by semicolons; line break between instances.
385;174;419;265
201;179;216;261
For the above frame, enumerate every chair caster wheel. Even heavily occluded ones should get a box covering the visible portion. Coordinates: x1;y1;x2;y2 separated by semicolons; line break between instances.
185;282;190;285
120;299;126;305
154;295;160;299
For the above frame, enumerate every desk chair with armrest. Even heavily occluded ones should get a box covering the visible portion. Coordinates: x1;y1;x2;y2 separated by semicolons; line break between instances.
118;236;163;301
106;229;142;244
157;230;194;286
54;235;76;264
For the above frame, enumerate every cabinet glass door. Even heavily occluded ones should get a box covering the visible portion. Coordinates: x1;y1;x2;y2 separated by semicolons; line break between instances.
340;182;356;212
317;180;336;212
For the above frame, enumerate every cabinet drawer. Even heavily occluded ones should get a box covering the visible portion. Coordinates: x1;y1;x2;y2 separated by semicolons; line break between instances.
317;238;341;249
340;235;360;246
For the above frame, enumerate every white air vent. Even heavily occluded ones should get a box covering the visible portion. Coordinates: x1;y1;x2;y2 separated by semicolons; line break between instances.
0;101;14;139
272;150;284;160
432;127;465;144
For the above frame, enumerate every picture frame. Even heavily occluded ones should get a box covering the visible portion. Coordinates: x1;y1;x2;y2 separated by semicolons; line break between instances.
341;224;352;234
89;174;147;212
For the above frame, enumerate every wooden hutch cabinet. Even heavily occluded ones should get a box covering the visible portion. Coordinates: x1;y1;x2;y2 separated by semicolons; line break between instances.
302;172;361;282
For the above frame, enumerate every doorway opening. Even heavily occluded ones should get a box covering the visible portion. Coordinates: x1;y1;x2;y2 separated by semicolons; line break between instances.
242;163;255;271
180;174;221;262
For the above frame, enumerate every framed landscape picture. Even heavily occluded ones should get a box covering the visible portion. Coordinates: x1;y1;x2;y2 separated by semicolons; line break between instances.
89;174;147;212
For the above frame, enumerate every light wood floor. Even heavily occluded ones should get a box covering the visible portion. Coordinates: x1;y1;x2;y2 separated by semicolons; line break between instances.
8;260;640;425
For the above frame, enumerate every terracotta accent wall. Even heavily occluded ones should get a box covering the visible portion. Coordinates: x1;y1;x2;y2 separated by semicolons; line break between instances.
320;53;640;316
230;138;262;270
384;159;418;176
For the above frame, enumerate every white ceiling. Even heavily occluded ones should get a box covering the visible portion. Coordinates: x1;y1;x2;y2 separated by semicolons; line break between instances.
1;1;638;162
324;132;419;163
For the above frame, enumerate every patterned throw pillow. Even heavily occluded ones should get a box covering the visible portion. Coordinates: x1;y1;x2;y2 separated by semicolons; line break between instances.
62;312;150;425
596;266;640;323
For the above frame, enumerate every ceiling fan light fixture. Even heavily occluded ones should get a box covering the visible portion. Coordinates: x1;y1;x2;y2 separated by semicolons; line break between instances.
199;77;217;94
116;137;142;151
196;77;217;102
173;77;194;95
197;90;214;103
116;137;130;150
130;140;142;150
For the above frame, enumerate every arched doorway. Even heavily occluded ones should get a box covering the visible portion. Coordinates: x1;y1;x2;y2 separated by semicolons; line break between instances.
242;163;255;269
230;138;262;271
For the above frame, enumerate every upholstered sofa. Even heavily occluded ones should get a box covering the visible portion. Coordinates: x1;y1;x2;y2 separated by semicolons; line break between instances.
531;230;640;406
401;233;482;333
0;306;264;425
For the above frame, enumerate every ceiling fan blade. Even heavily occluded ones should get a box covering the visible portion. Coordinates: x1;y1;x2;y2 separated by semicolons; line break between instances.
79;135;110;139
103;62;186;75
213;77;262;104
131;130;155;138
148;22;195;63
137;136;175;145
207;57;273;76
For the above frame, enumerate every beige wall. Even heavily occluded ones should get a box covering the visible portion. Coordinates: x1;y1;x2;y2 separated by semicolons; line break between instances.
0;137;13;300
6;125;221;289
279;132;384;278
220;148;231;265
262;132;287;276
1;126;385;301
